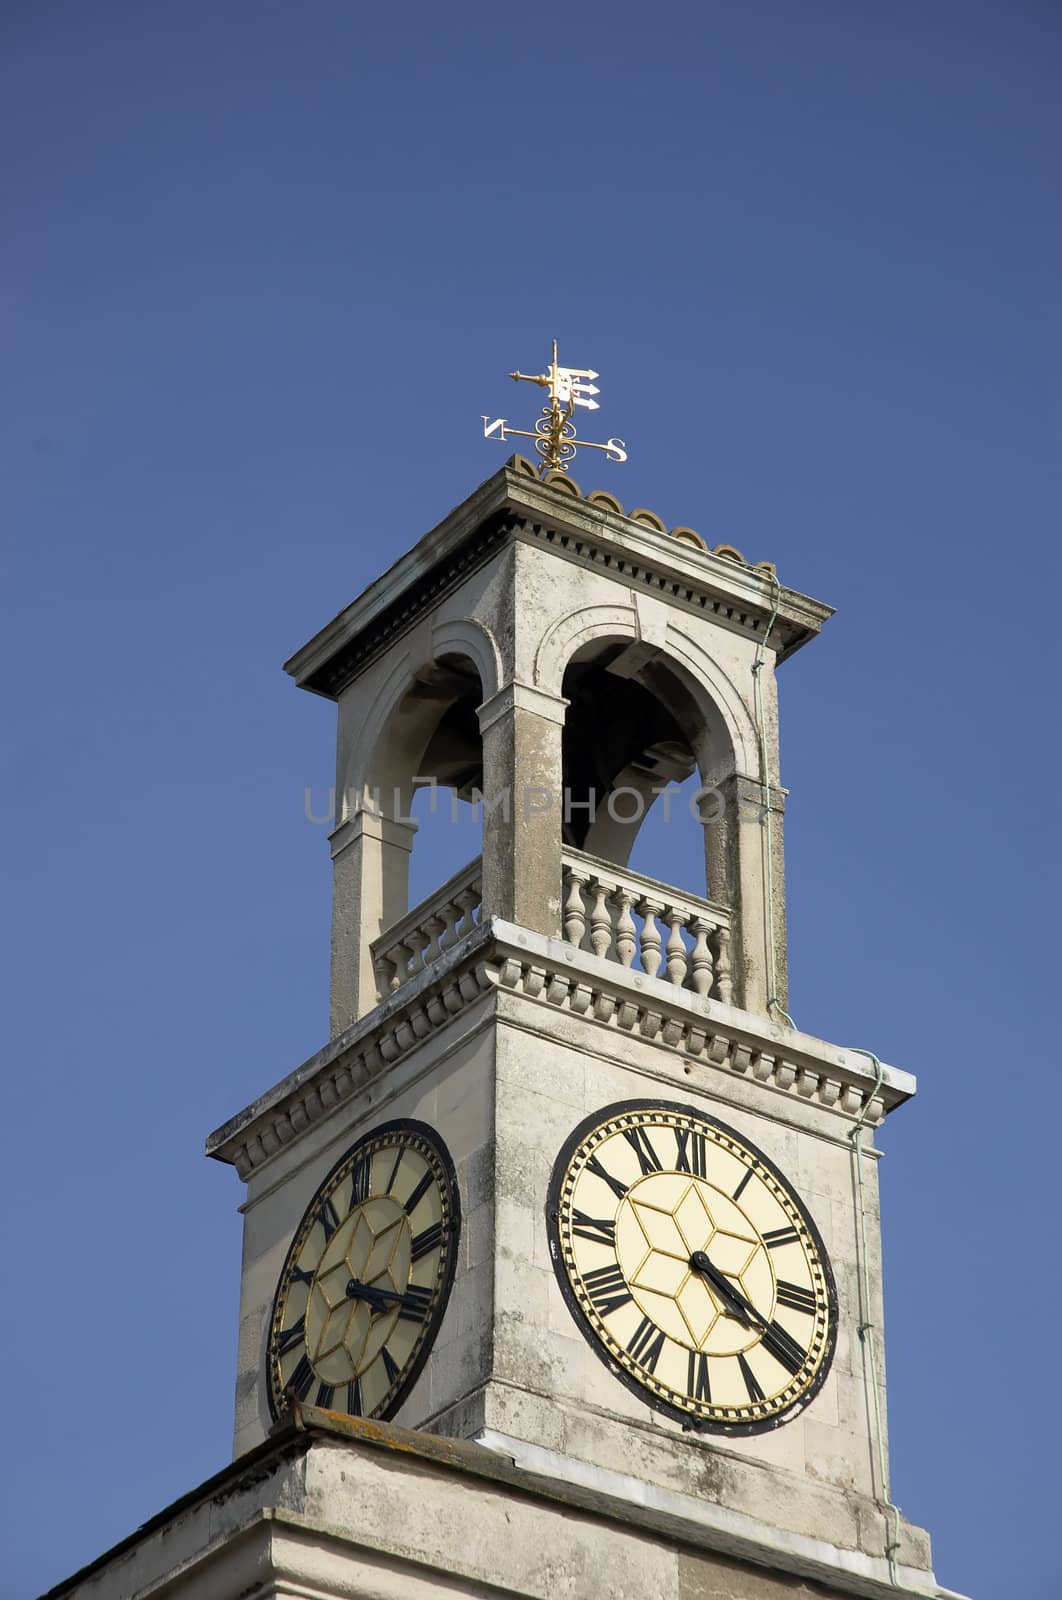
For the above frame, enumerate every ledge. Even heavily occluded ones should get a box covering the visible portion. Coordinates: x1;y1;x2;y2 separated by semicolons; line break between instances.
41;1402;962;1600
206;919;914;1181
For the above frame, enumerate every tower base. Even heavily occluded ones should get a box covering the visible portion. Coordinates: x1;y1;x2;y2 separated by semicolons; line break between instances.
44;1403;964;1600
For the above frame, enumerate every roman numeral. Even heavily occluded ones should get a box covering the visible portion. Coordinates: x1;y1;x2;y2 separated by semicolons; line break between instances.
775;1280;817;1315
286;1354;315;1401
687;1349;712;1402
582;1262;633;1317
675;1126;707;1179
289;1264;315;1286
627;1316;666;1374
404;1169;433;1216
732;1168;753;1202
350;1158;371;1205
623;1125;662;1176
397;1284;433;1323
316;1383;335;1408
381;1346;400;1386
737;1352;764;1403
384;1146;403;1195
346;1376;362;1415
275;1317;305;1358
571;1210;617;1247
410;1222;443;1262
586;1153;629;1202
763;1225;800;1249
674;1126;708;1178
318;1197;341;1241
760;1320;808;1376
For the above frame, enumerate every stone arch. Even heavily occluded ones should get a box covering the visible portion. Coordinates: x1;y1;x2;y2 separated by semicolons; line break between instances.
430;617;502;703
340;650;421;822
331;636;489;1025
655;621;760;780
340;623;496;824
535;605;763;901
534;603;757;776
534;603;639;697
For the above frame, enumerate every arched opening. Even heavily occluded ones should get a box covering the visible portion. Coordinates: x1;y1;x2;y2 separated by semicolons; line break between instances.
353;651;486;1006
405;654;485;906
558;639;736;1002
561;641;726;900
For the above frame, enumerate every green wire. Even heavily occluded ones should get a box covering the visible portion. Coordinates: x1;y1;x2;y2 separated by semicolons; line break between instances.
846;1050;902;1580
844;1052;943;1600
751;568;943;1594
750;569;795;1029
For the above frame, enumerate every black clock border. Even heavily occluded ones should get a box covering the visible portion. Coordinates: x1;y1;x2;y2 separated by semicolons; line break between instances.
545;1097;838;1437
267;1116;462;1425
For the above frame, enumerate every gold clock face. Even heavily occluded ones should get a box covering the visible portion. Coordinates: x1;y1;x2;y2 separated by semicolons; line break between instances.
548;1101;836;1433
268;1120;460;1423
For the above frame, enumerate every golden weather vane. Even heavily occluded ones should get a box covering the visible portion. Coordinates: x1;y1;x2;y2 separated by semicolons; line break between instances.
482;340;628;477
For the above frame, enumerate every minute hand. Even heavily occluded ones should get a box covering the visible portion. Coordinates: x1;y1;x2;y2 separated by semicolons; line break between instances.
689;1250;768;1329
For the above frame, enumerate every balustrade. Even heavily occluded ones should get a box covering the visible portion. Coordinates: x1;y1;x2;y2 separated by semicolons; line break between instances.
371;857;482;998
371;848;732;1008
561;848;732;1002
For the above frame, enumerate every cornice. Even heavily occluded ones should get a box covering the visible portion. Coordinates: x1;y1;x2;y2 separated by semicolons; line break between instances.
286;503;515;701
284;461;834;701
206;919;913;1181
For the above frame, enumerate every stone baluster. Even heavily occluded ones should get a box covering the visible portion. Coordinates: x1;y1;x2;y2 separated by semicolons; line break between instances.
664;909;689;986
712;925;732;1003
436;898;460;951
640;901;663;979
388;940;412;991
455;886;480;937
589;881;613;960
563;870;588;949
688;918;715;996
373;951;397;999
614;890;637;968
422;913;446;967
406;927;429;978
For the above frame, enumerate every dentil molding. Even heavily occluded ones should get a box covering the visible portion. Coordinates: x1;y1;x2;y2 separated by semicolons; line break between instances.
207;920;912;1182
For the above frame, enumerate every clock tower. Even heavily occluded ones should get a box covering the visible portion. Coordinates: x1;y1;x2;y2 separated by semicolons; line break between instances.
47;457;961;1600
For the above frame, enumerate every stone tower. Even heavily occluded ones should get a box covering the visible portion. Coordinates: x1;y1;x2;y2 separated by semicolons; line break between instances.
47;458;960;1600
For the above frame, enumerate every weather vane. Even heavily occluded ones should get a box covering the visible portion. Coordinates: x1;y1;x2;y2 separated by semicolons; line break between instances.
482;340;628;477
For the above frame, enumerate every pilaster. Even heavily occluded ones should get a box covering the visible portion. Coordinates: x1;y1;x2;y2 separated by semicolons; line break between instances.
477;682;567;936
705;774;788;1017
328;809;417;1033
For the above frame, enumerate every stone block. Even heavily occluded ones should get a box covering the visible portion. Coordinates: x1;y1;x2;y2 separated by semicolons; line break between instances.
464;1198;494;1271
804;1418;872;1494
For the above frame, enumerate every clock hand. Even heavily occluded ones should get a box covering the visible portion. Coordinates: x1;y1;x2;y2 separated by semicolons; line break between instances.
688;1250;767;1330
344;1277;421;1315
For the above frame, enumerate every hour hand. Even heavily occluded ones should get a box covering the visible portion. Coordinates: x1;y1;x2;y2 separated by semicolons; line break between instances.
688;1250;765;1329
344;1277;385;1312
345;1277;424;1317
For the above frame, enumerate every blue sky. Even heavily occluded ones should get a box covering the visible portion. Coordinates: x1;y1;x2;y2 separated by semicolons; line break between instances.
2;4;1059;1596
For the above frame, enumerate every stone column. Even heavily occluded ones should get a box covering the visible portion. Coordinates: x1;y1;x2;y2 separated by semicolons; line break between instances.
328;808;418;1035
703;773;787;1019
477;683;567;938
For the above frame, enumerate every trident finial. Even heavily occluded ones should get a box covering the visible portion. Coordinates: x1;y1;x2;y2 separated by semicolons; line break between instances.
482;340;628;476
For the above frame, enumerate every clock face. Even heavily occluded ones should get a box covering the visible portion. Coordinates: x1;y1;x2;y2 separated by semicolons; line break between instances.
268;1119;460;1423
548;1100;836;1433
